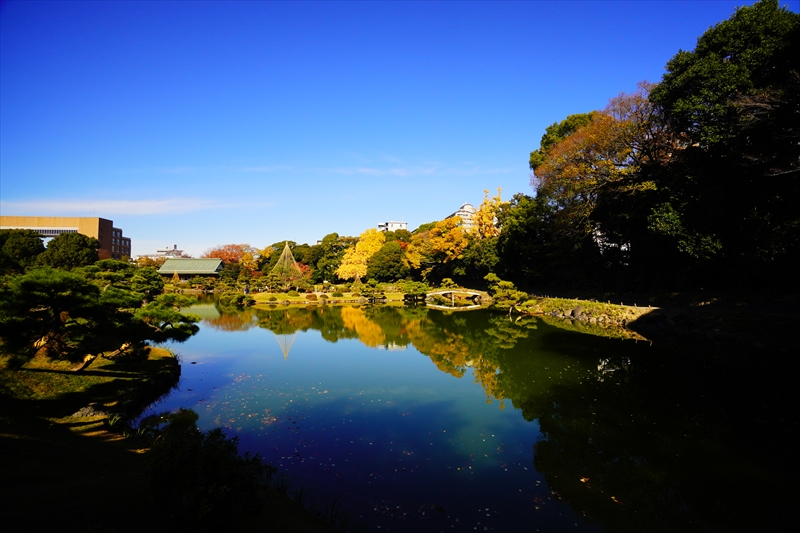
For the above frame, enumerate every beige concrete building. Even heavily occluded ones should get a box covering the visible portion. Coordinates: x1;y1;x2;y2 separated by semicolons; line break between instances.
0;216;131;260
446;203;477;232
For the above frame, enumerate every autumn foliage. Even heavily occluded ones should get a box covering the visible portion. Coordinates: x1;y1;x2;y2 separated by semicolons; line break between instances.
474;188;506;239
203;244;256;265
336;228;386;282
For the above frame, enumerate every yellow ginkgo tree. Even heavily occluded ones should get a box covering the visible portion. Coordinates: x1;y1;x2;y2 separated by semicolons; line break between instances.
474;188;506;240
335;228;386;283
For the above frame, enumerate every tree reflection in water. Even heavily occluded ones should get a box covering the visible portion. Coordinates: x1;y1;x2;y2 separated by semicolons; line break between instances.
186;300;795;532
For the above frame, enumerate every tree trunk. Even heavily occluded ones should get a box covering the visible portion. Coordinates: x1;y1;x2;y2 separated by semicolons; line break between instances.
72;354;98;372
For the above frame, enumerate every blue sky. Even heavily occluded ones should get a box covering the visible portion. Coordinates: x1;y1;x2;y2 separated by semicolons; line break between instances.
2;0;796;257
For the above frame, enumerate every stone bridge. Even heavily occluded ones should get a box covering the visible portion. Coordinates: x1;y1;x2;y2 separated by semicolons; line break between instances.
425;289;492;309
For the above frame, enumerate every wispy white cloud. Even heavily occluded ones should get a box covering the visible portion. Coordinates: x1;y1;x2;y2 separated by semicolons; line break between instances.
331;167;413;177
147;164;291;174
341;151;377;163
237;165;292;173
0;198;274;215
158;167;206;174
327;164;514;177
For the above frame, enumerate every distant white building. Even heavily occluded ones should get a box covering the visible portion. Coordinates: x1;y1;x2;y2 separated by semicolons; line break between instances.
156;244;185;258
446;203;477;232
137;244;186;262
377;221;408;232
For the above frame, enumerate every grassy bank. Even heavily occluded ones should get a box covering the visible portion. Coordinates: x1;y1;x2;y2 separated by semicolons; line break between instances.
516;296;654;324
0;348;175;532
252;290;406;306
517;290;799;350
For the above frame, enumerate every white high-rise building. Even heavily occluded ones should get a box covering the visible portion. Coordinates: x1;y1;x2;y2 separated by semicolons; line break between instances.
377;221;408;232
446;203;477;232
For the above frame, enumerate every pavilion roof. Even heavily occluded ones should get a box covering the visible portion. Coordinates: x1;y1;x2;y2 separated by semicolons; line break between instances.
158;258;224;275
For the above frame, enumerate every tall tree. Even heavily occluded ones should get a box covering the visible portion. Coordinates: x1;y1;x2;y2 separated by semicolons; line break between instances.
336;229;385;283
261;241;298;272
405;218;471;281
38;232;100;269
0;229;45;274
203;244;257;266
474;188;506;240
648;0;800;285
254;246;274;270
366;241;409;281
0;268;101;363
529;112;596;171
307;233;349;283
650;0;798;151
428;218;470;264
532;93;648;240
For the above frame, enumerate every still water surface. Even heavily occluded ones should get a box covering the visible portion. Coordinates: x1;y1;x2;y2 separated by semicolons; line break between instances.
149;301;794;532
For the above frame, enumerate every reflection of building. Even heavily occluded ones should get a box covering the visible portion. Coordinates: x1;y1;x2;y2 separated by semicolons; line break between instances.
377;342;408;351
158;258;223;279
0;215;131;260
378;221;408;232
445;203;476;232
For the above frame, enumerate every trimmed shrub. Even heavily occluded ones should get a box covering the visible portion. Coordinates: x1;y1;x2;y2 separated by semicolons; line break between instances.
332;291;344;297
218;291;255;308
287;290;299;297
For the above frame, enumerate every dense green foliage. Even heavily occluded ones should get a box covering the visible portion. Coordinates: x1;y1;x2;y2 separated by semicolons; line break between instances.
496;0;799;292
0;258;198;368
0;229;45;274
37;232;101;269
529;112;596;171
366;240;409;281
218;290;256;308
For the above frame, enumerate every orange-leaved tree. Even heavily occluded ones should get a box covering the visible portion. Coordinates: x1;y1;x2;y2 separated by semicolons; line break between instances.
203;244;257;265
531;82;669;236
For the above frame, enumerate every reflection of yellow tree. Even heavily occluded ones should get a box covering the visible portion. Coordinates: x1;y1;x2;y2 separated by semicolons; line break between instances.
403;319;471;378
402;315;521;407
249;305;530;410
471;356;504;408
204;309;258;331
340;306;385;348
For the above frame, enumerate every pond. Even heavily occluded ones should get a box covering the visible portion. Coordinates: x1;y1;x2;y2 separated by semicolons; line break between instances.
148;300;795;532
